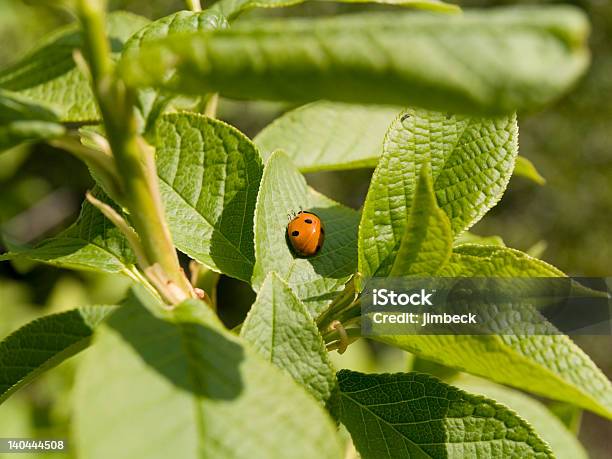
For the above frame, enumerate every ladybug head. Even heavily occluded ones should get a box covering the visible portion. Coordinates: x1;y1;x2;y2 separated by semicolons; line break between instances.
286;207;305;221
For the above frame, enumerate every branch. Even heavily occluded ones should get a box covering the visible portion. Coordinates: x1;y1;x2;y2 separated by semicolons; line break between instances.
185;0;202;11
75;0;197;305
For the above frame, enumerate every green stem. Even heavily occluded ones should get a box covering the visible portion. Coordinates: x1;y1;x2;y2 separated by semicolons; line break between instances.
316;277;357;328
76;0;194;304
204;93;219;119
50;136;122;202
76;0;112;83
186;0;202;12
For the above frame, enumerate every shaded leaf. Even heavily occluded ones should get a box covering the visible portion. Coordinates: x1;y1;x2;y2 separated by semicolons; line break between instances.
241;272;336;403
0;121;65;152
0;89;65;151
74;290;343;459
337;370;553;458
0;188;136;275
389;162;453;276
121;7;589;115
0;12;150;122
0;306;116;405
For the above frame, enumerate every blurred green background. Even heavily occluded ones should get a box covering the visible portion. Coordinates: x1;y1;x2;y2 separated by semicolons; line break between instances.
0;0;610;457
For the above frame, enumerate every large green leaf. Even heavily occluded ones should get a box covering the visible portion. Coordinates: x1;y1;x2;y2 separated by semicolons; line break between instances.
0;306;116;405
213;0;458;25
389;163;452;276
454;376;587;459
359;109;517;280
252;151;359;316
254;102;400;172
73;290;343;459
336;370;553;458
0;12;149;122
121;7;589;116
374;246;612;419
155;113;263;282
0;188;136;275
241;272;336;403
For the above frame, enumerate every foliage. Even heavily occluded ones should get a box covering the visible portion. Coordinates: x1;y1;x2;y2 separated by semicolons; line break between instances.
0;0;610;458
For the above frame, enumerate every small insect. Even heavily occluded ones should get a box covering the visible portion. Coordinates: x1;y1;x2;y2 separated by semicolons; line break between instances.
286;210;325;257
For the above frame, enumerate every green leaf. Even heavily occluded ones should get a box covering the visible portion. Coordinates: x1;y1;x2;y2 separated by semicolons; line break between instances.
0;120;65;152
0;12;149;122
547;402;582;434
121;11;229;132
252;151;359;316
0;89;65;151
358;109;517;280
73;290;343;459
0;187;137;275
438;245;564;276
0;88;59;123
514;155;546;185
122;10;229;57
389;162;453;276
241;272;336;403
121;7;589;115
376;246;612;418
155;113;263;282
454;376;587;459
254;102;400;172
336;370;553;458
213;0;459;24
0;306;116;405
453;232;505;247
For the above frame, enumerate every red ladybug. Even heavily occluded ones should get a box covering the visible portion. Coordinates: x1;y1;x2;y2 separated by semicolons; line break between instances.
287;211;325;257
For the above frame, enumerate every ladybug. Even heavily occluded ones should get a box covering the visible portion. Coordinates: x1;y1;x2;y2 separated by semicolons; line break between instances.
287;210;325;257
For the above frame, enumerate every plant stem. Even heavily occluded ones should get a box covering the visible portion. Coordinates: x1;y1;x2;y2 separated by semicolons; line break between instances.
317;276;358;330
186;0;202;12
76;0;195;304
85;191;150;269
204;93;219;118
50;136;122;202
184;0;218;119
76;0;111;82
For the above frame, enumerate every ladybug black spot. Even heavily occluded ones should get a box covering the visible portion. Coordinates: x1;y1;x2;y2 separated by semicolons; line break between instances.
304;219;313;224
291;230;299;237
